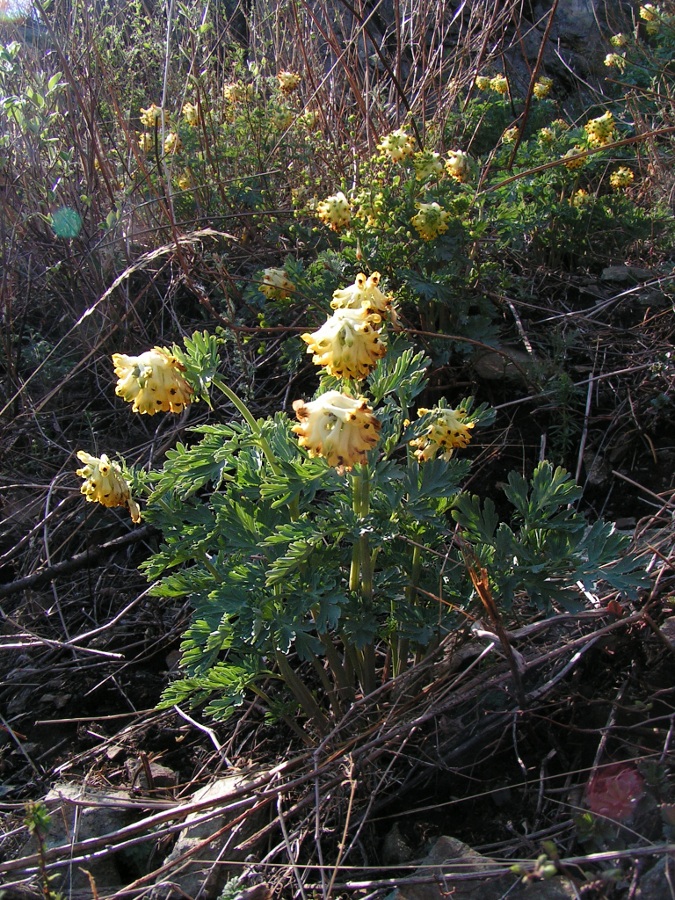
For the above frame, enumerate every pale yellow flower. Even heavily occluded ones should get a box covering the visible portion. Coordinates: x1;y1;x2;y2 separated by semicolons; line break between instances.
490;74;508;95
445;150;473;183
533;77;553;99
609;166;634;189
354;190;385;228
176;170;193;191
639;3;658;20
610;33;627;47
301;307;386;380
474;75;491;91
271;105;294;130
182;102;199;125
139;103;166;128
502;126;519;144
331;272;392;317
411;202;450;241
410;407;475;462
277;71;301;94
570;189;590;207
163;132;181;155
378;128;415;162
112;347;193;415
76;451;141;522
138;132;154;152
317;191;351;230
292;391;381;471
604;53;627;70
537;127;555;145
223;82;252;103
413;150;444;181
584;111;615;148
259;267;295;300
563;147;586;169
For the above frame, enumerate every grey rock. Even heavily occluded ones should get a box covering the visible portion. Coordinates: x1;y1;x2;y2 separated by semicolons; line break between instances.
391;836;577;900
635;855;675;898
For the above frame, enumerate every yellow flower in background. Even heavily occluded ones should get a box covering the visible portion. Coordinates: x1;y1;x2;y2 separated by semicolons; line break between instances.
610;33;627;47
604;53;627;70
410;407;475;462
301;307;386;380
223;81;252;103
563;146;586;169
639;3;658;19
163;132;181;155
584;111;615;148
610;166;634;189
292;391;381;471
354;190;385;228
76;451;141;522
140;103;165;128
271;105;294;131
490;74;508;95
502;126;519;144
378;128;415;162
277;71;301;94
533;77;553;99
413;150;444;181
411;202;450;241
259;267;296;300
570;189;591;207
182;102;199;125
112;347;193;415
138;132;154;152
317;191;351;230
537;127;555;145
176;170;193;191
474;75;491;91
331;272;392;317
445;150;473;183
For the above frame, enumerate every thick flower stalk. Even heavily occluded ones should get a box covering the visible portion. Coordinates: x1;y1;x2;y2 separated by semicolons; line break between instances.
411;202;450;241
413;150;444;181
76;452;141;523
377;128;414;162
259;268;295;300
584;111;615;148
410;406;475;462
331;272;393;317
301;307;386;380
292;391;381;471
317;191;351;230
445;150;473;183
112;347;193;415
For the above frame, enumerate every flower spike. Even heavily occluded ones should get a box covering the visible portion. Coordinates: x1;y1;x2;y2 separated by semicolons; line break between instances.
76;451;141;522
112;347;193;415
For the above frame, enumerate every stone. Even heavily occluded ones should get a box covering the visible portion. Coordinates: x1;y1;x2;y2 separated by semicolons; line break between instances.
153;773;266;900
391;836;578;900
635;855;675;898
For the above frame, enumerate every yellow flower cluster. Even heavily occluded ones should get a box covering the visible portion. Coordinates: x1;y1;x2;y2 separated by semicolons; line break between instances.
112;347;193;415
277;71;301;94
301;308;386;380
604;53;627;70
272;105;294;130
610;33;627;47
584;111;615;148
139;103;166;128
317;191;351;230
413;150;444;181
292;392;381;472
445;150;473;183
163;132;181;155
409;407;475;462
331;272;392;316
502;126;519;144
490;74;508;95
223;82;252;103
474;75;491;91
176;170;193;191
378;128;414;162
76;451;141;522
563;146;586;170
182;102;199;125
411;202;450;241
259;267;296;300
138;132;154;152
610;167;634;189
570;189;590;207
354;189;385;228
533;77;553;99
537;127;555;145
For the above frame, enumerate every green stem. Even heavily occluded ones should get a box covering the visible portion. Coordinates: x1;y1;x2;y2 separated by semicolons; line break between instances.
274;650;329;736
213;376;282;476
349;464;376;695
